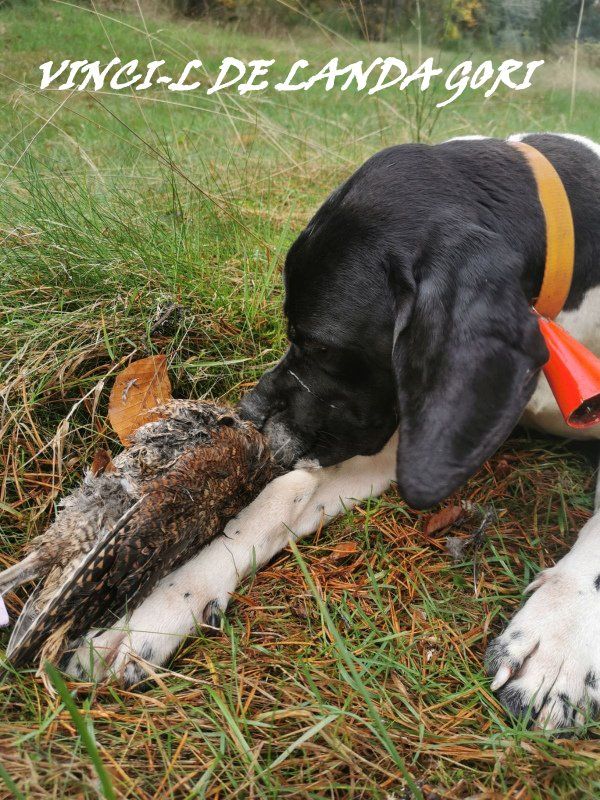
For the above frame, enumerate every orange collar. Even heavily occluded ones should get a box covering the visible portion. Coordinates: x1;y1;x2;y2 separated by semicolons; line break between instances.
510;140;575;319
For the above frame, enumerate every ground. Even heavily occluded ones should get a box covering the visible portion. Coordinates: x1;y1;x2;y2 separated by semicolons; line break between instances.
1;1;600;798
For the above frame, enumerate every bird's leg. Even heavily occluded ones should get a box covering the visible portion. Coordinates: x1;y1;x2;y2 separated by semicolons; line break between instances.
65;432;398;686
0;552;42;596
0;552;44;629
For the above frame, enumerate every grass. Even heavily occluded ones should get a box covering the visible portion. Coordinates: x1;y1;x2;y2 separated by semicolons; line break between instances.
0;0;599;797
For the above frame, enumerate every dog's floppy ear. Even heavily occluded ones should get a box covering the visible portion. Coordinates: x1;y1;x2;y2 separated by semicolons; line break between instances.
392;222;548;509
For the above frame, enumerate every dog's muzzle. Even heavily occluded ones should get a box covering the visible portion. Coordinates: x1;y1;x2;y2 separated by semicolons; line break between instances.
238;392;306;467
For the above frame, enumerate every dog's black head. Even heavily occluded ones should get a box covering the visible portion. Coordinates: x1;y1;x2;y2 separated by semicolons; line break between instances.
241;212;399;467
240;144;548;508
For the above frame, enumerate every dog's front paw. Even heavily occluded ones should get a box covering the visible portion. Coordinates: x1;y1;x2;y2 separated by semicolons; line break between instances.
65;610;213;687
486;565;600;731
104;624;180;687
65;604;214;687
65;621;171;687
65;624;128;683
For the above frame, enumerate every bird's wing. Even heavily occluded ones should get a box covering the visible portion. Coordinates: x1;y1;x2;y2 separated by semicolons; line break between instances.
6;499;143;665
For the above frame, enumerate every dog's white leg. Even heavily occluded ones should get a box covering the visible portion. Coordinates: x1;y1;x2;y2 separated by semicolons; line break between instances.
487;467;600;730
66;433;398;685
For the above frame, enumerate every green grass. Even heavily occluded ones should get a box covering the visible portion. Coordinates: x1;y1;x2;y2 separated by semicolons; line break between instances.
1;1;600;797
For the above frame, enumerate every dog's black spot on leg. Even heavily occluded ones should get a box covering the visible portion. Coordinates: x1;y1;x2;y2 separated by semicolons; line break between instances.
203;599;222;631
594;574;600;591
497;685;529;718
558;692;575;727
585;670;597;690
123;661;151;690
183;591;191;599
510;630;523;640
72;661;87;681
139;642;155;662
169;582;175;588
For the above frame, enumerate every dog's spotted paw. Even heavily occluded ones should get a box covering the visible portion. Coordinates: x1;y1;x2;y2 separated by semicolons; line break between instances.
105;631;162;688
65;625;128;683
65;601;223;687
65;615;194;687
486;563;600;731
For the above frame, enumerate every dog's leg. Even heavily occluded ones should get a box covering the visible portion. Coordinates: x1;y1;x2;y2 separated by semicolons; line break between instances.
66;433;398;685
487;461;600;730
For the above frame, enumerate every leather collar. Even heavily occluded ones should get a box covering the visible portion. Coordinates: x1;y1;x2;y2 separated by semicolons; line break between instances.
510;140;575;319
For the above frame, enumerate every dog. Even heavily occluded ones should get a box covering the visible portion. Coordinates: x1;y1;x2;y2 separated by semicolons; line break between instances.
68;133;600;730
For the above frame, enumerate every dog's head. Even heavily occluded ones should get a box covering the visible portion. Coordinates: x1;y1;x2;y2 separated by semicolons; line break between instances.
240;146;548;508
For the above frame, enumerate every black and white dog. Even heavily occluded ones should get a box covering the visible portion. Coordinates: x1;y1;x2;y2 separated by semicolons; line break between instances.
69;133;600;730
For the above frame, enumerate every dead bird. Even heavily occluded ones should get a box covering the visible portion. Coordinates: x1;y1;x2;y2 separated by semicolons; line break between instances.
1;400;282;667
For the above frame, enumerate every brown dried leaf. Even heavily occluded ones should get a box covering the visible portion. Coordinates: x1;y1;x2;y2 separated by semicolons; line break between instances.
329;541;359;560
90;448;115;477
424;505;465;536
494;458;513;479
108;355;172;446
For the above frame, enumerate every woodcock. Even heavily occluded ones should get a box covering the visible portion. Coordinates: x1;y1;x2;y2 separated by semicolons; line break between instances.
0;400;282;668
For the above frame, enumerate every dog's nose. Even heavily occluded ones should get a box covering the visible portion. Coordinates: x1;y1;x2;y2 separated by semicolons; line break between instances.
238;390;269;429
262;417;300;467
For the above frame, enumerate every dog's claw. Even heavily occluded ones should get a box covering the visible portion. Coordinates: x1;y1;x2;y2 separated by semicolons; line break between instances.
490;663;512;691
203;599;222;630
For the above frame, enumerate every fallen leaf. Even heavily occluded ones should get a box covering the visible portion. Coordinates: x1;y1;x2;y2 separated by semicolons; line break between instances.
425;505;465;536
90;448;115;477
391;672;409;697
108;355;172;445
291;598;310;619
494;458;513;479
329;541;359;559
121;378;138;403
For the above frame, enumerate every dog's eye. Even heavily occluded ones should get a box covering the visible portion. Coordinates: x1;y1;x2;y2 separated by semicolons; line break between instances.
288;331;330;357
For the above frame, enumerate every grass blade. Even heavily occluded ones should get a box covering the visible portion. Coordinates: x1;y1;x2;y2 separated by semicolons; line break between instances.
44;662;116;800
0;762;25;800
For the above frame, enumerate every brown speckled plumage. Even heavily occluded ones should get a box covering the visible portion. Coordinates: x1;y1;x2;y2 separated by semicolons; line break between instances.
2;401;281;667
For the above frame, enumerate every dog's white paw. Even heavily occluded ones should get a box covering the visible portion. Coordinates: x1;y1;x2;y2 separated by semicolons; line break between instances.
486;563;600;730
66;601;224;687
67;619;174;687
65;625;128;683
